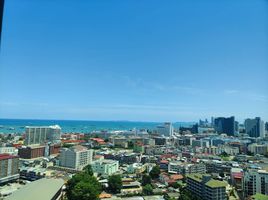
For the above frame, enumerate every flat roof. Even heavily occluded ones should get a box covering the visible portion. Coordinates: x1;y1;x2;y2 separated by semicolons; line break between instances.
186;174;204;183
0;154;18;160
252;193;268;200
205;180;227;188
6;178;64;200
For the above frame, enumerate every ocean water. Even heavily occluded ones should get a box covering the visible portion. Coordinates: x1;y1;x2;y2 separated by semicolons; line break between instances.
0;119;195;134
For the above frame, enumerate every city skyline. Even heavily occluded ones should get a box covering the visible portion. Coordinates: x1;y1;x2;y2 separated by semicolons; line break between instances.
0;0;268;122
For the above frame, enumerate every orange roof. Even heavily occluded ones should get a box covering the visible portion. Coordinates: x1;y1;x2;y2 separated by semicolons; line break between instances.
99;193;112;198
170;174;183;180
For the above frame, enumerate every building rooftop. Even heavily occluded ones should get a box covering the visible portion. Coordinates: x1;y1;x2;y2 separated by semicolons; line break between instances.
0;154;18;160
6;178;64;200
25;125;61;129
186;174;203;183
252;193;268;200
205;180;227;188
70;145;88;152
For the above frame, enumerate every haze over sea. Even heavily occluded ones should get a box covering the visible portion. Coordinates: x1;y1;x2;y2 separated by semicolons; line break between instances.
0;119;195;134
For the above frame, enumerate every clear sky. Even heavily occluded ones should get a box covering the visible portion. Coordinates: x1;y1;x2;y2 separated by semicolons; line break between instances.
0;0;267;122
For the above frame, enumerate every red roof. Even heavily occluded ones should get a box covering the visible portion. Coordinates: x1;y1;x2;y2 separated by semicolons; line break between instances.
13;143;22;148
91;138;104;142
170;174;183;180
0;154;18;160
160;160;169;164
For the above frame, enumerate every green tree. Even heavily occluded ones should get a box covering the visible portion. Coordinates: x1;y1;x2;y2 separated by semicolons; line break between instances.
108;175;122;194
128;141;134;149
104;138;109;142
143;184;153;195
149;166;160;179
66;173;102;200
141;174;152;186
83;164;93;176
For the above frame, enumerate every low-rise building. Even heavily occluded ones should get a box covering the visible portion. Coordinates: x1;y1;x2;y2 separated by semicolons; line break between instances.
91;159;119;176
248;143;268;156
0;147;17;155
168;162;206;175
230;168;243;191
6;178;64;200
121;178;142;195
127;163;146;174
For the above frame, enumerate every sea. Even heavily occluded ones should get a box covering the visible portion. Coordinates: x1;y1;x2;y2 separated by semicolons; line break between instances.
0;119;195;134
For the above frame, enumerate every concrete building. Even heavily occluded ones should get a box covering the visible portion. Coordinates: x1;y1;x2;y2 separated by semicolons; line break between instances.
0;147;17;155
248;143;268;156
186;174;227;200
121;178;142;195
230;168;243;190
59;145;93;170
156;122;173;137
168;162;206;175
91;159;119;176
6;178;64;200
219;146;239;156
214;116;235;136
18;145;45;159
0;154;19;184
110;136;128;148
243;170;268;197
25;125;61;145
245;117;265;138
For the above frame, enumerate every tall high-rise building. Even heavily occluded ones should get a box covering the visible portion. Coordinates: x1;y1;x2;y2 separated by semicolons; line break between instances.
244;117;265;138
0;154;19;184
214;116;235;136
59;145;93;170
156;122;173;137
265;122;268;131
243;170;268;197
25;125;61;145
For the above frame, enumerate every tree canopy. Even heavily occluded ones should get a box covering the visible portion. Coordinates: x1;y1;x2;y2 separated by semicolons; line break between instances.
108;174;122;194
141;174;152;186
83;164;93;176
143;184;153;195
149;166;161;179
66;172;102;200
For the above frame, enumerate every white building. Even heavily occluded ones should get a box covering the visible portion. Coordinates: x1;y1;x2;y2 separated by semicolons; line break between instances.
59;145;93;170
91;159;119;176
168;161;206;175
248;143;268;155
25;125;61;145
0;147;17;155
157;122;173;137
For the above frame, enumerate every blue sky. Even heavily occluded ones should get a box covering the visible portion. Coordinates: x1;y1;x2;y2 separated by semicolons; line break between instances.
0;0;267;122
